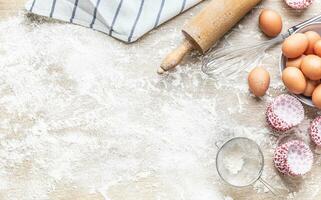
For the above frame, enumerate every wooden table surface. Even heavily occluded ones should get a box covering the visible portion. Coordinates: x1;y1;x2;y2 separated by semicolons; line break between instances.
0;0;26;18
2;1;321;200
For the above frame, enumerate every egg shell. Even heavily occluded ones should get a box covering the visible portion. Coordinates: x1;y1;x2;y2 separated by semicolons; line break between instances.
301;55;321;80
314;40;321;57
312;84;321;108
259;9;282;37
248;67;270;97
282;67;306;94
286;55;305;68
304;31;321;54
303;79;318;97
282;33;308;58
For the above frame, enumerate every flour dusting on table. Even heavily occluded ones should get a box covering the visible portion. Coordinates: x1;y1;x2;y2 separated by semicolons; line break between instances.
0;2;321;199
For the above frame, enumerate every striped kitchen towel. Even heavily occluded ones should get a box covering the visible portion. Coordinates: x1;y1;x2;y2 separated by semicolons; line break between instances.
25;0;203;43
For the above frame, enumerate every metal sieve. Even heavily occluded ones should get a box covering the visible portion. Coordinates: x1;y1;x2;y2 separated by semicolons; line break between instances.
216;137;277;195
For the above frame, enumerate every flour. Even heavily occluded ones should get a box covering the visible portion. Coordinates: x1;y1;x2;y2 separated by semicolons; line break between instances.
0;4;320;200
222;151;245;175
0;12;226;200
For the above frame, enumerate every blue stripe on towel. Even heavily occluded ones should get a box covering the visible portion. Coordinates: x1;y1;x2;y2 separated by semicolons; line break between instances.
109;0;123;36
180;0;187;13
128;0;145;42
154;0;165;28
50;0;57;17
90;0;101;28
30;0;36;12
70;0;79;23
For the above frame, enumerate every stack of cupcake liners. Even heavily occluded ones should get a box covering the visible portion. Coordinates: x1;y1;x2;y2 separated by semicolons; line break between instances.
266;94;317;176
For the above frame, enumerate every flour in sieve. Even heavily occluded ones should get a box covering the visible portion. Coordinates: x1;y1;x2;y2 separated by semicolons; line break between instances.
222;148;245;175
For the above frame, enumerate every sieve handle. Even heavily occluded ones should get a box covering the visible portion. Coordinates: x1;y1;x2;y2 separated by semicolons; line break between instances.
215;140;225;149
259;178;279;197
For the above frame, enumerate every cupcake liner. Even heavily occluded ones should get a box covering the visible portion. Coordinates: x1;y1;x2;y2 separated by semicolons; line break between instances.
266;94;304;132
309;116;321;146
285;0;314;9
274;140;313;176
274;144;290;174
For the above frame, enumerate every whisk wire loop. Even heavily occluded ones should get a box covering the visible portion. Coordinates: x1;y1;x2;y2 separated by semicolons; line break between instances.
202;35;284;78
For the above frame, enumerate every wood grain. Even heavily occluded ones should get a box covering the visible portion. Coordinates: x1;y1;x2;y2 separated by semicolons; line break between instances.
0;0;27;18
1;1;321;200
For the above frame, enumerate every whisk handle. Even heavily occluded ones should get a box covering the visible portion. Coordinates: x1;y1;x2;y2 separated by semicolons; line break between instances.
157;40;193;74
288;14;321;35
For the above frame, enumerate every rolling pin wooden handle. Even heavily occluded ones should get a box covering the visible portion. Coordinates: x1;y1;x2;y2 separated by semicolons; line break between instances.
157;0;261;74
157;40;193;74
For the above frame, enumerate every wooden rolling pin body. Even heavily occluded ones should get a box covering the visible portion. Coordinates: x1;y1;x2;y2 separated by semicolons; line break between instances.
158;0;262;74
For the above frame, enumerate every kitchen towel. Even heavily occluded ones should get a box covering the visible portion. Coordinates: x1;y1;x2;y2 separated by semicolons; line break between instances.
25;0;203;43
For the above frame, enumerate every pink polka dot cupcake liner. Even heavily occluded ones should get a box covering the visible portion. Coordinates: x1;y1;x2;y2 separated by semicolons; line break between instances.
274;140;313;176
266;94;304;133
309;116;321;146
285;0;314;9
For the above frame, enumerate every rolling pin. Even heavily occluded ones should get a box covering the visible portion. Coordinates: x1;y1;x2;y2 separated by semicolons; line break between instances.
157;0;262;74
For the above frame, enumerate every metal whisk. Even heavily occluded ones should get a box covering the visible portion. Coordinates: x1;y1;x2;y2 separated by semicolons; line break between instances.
201;14;321;78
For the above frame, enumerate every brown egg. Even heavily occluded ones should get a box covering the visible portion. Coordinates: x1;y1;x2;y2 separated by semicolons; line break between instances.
312;84;321;108
301;55;321;80
248;67;270;97
304;31;321;54
259;9;282;37
314;40;321;57
282;33;308;58
286;55;305;68
282;67;306;94
303;79;318;97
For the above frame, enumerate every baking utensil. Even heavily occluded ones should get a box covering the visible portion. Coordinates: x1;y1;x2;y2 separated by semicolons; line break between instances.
157;0;262;74
280;22;321;108
202;14;321;78
216;137;277;195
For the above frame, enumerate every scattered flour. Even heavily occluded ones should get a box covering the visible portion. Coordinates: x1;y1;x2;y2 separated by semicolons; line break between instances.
0;2;320;199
